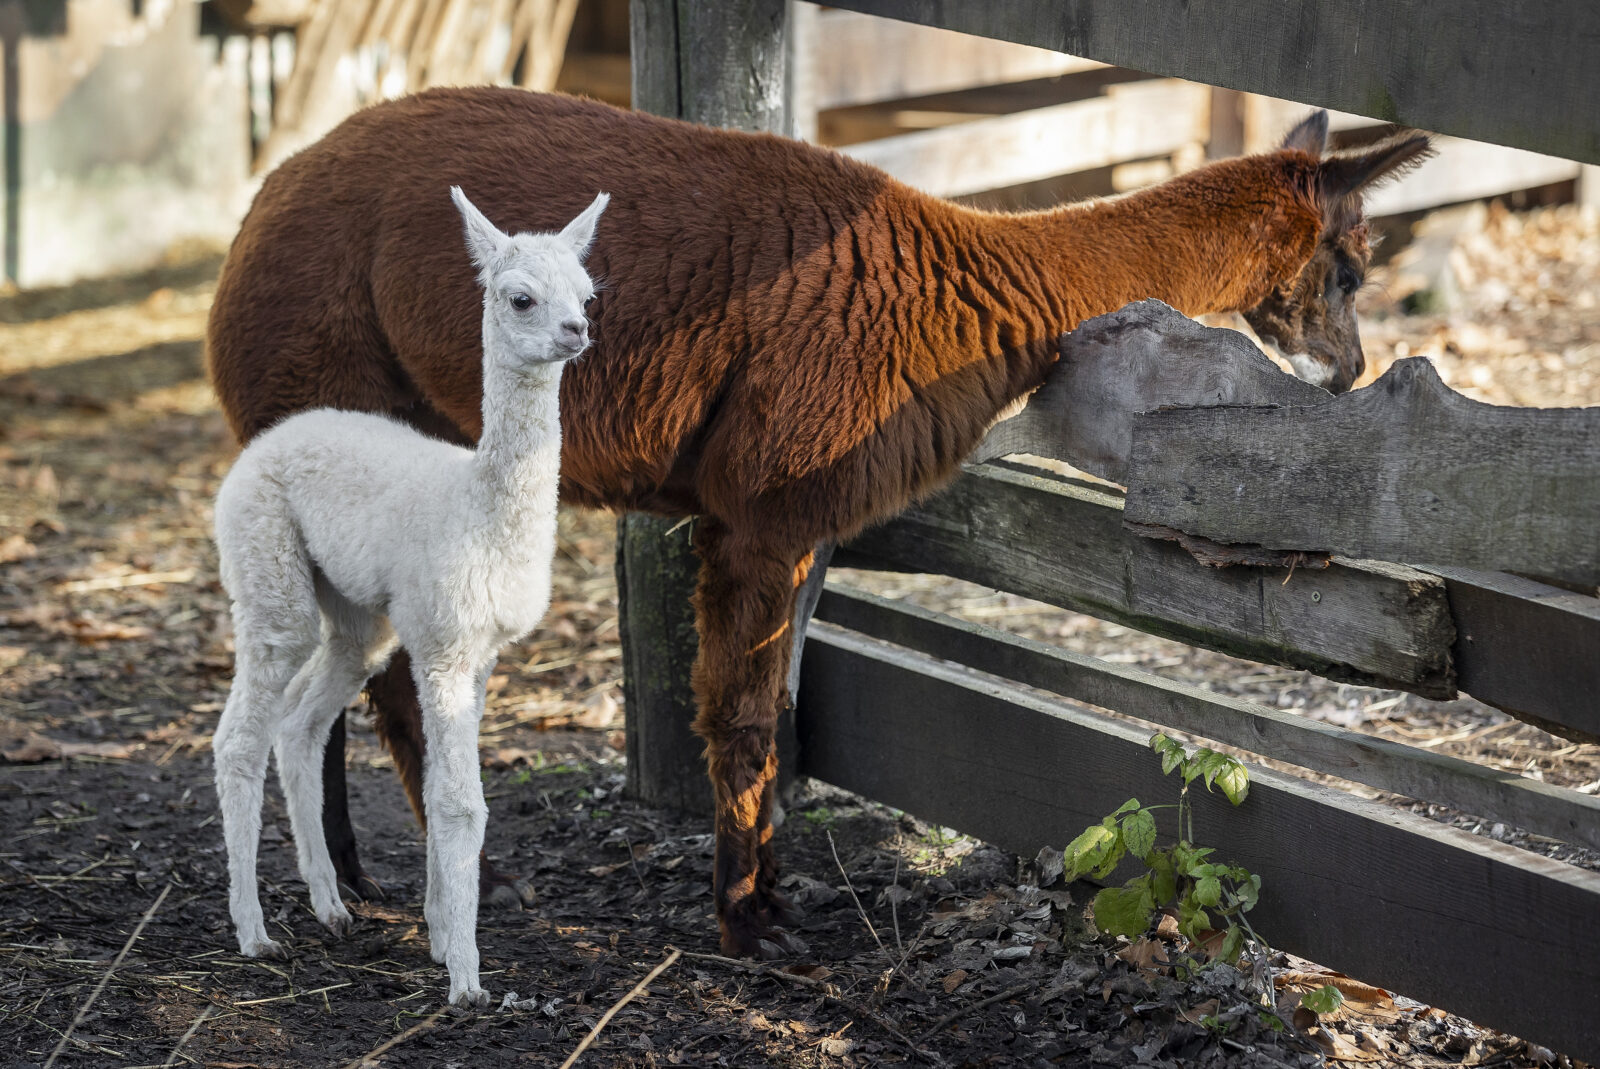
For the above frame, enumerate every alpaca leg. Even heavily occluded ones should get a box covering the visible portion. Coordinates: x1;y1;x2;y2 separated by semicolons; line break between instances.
275;605;393;937
414;656;492;1008
358;649;535;908
214;628;316;960
690;518;810;958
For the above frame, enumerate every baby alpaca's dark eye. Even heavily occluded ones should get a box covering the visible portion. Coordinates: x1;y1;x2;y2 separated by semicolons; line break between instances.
510;293;534;311
1336;265;1361;295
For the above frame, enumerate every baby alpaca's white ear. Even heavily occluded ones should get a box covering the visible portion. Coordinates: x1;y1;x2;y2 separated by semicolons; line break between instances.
451;186;509;277
559;192;610;259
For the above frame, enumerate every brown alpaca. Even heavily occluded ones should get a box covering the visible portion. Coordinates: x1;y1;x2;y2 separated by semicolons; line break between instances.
206;89;1428;958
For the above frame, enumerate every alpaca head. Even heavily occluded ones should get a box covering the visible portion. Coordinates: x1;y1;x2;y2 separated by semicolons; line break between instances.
450;186;609;369
1242;112;1433;393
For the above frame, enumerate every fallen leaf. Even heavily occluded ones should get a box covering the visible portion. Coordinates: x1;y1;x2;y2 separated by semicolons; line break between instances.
783;963;832;983
818;1037;853;1057
942;968;968;994
1180;997;1221;1025
1308;1026;1385;1062
1116;936;1171;976
586;862;628;878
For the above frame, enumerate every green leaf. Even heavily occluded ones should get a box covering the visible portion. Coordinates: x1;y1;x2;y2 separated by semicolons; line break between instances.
1122;808;1157;860
1194;750;1229;789
1214;760;1250;805
1093;882;1155;939
1113;798;1142;816
1151;733;1186;776
1235;873;1261;911
1217;925;1245;964
1194;875;1222;907
1177;896;1211;941
1148;851;1177;904
1062;824;1118;882
1302;984;1346;1016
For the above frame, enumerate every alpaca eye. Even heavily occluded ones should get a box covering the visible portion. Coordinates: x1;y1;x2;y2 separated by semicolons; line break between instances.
1336;265;1360;296
510;293;534;311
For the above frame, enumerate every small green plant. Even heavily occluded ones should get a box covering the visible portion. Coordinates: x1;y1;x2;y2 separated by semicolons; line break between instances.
1061;733;1261;964
1301;984;1345;1016
510;767;533;786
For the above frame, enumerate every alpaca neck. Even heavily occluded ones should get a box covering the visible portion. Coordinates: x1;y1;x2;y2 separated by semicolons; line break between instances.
469;355;564;532
967;153;1322;339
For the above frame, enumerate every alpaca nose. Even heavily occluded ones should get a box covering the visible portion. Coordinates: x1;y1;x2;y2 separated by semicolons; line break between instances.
560;319;588;348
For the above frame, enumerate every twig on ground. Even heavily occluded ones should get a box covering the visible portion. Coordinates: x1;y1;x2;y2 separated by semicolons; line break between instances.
825;830;893;967
161;1003;214;1068
343;1008;448;1068
914;981;1035;1044
674;948;943;1065
43;881;171;1069
890;854;904;957
6;860;115;920
236;982;352;1006
560;947;680;1069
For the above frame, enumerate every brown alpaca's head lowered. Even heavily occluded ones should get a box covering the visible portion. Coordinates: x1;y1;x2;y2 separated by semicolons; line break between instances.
1243;112;1433;393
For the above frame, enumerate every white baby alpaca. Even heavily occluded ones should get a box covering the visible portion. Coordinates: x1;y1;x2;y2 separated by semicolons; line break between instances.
211;187;607;1008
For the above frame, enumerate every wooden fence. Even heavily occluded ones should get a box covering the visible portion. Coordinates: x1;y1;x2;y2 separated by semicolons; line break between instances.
620;1;1600;1060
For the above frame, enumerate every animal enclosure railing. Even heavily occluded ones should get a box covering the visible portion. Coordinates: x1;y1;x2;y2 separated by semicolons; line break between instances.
620;0;1600;1060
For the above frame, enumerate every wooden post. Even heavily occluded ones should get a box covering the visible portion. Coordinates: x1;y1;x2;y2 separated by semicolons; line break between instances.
621;0;791;812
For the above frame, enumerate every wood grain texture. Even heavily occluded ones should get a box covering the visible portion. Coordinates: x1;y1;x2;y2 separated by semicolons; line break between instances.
973;299;1330;479
617;515;708;813
838;462;1458;696
796;624;1600;1062
815;584;1600;851
812;8;1103;110
1422;566;1600;744
820;0;1600;164
839;79;1207;198
1123;357;1600;588
620;0;791;811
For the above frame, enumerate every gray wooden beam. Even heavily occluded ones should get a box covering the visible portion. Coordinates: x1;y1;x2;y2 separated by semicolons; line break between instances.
837;461;1458;697
819;0;1600;164
797;624;1600;1063
1123;357;1600;590
620;0;792;812
815;583;1600;851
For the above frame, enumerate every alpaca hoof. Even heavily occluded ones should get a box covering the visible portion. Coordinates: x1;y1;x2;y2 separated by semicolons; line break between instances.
482;877;536;911
321;908;355;938
241;937;288;960
338;872;386;902
449;986;491;1010
760;930;810;958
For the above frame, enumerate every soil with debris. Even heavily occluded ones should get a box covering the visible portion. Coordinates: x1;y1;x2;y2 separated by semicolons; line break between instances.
1;206;1595;1068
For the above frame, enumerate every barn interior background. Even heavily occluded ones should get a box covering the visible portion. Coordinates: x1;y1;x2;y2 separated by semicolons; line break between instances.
1;1;1597;1066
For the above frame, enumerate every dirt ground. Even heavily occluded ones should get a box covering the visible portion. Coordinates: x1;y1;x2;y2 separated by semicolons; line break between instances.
0;203;1596;1068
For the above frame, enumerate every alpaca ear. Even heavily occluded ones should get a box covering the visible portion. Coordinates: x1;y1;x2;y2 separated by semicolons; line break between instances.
450;186;509;276
559;192;610;259
1318;133;1434;206
1280;111;1329;157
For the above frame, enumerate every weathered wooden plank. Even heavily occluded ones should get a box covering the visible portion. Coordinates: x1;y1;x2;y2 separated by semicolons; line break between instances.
796;624;1600;1062
973;299;1329;481
620;0;791;812
1422;566;1600;744
812;8;1103;110
815;584;1600;851
838;462;1458;697
819;0;1600;165
840;79;1208;197
1123;357;1600;589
